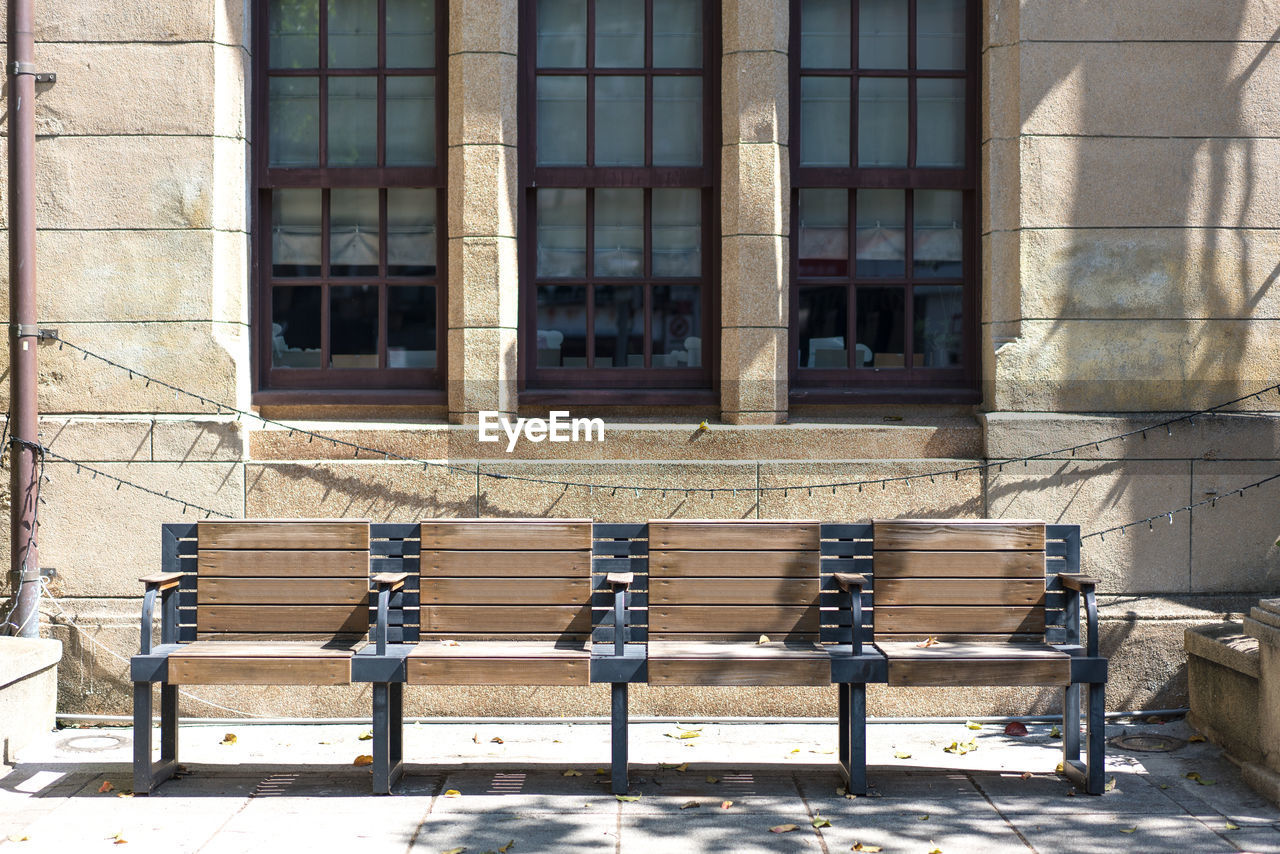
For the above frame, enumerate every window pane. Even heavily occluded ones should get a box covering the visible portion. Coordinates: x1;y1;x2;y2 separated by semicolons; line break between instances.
798;189;849;278
595;76;646;166
537;76;587;166
537;189;587;278
914;285;963;367
857;287;905;367
859;0;908;69
857;77;907;166
271;286;322;368
798;286;848;368
917;78;964;168
800;0;850;69
330;285;380;367
653;0;702;67
597;0;645;67
652;285;701;366
386;76;436;166
387;188;436;276
388;286;437;368
799;77;850;167
918;0;966;70
536;285;587;366
387;0;435;68
328;0;377;67
272;189;322;277
269;0;318;69
855;189;905;277
653;76;702;166
652;189;701;277
328;76;378;166
268;77;319;166
538;0;587;67
594;285;644;367
330;188;380;277
594;189;644;277
914;189;963;277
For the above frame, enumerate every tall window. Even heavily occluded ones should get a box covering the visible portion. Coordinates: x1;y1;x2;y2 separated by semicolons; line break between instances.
792;0;976;397
521;0;717;393
255;0;445;395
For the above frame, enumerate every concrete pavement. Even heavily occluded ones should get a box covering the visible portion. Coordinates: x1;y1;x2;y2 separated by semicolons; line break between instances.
1;716;1277;853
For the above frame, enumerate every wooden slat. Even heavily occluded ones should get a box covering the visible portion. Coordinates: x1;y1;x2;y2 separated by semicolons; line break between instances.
875;606;1044;635
170;641;358;657
422;578;589;605
649;578;818;606
197;605;368;634
887;658;1069;686
168;656;351;685
649;605;818;636
874;579;1045;607
648;658;829;686
198;521;370;550
198;578;368;606
198;550;369;578
421;550;591;577
651;550;819;578
407;656;587;685
649;521;820;551
650;641;825;658
874;520;1045;552
873;550;1044;579
422;520;592;551
420;605;591;634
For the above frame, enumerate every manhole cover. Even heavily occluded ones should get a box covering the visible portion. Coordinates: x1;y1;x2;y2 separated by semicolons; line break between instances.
1109;733;1186;753
58;733;129;753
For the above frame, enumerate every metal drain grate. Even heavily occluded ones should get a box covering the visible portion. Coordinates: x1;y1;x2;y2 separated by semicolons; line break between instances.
1109;733;1187;752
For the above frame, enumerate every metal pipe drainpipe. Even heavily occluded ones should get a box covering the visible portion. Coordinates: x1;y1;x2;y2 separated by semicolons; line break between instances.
7;0;41;638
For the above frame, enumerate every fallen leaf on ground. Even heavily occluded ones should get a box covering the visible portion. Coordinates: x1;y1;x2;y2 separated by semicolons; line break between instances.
666;731;701;740
499;842;515;854
354;755;374;767
680;801;700;810
944;739;978;755
358;731;372;741
107;833;127;845
1225;822;1240;830
1184;771;1215;786
965;720;982;730
98;781;114;793
472;733;481;744
1020;772;1033;780
1105;777;1117;792
1189;734;1206;743
757;635;771;645
812;816;832;828
893;750;912;759
491;737;504;744
851;844;882;852
916;636;939;648
220;733;237;746
721;800;734;809
706;775;719;784
7;835;29;842
440;639;460;647
595;768;609;776
615;794;641;802
563;770;582;777
810;749;835;754
444;789;462;798
116;791;134;798
770;824;799;834
441;848;466;854
1120;828;1136;834
1004;722;1028;737
1146;715;1165;725
928;845;942;854
1159;784;1170;789
790;748;801;754
1055;762;1065;774
1049;725;1062;738
918;814;930;821
674;763;689;773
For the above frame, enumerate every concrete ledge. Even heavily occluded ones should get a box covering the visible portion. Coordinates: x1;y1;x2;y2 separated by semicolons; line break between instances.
1185;622;1260;679
0;637;62;765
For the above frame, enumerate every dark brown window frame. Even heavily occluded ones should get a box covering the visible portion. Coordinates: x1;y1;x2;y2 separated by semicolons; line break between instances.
252;0;449;404
788;0;981;405
517;0;721;402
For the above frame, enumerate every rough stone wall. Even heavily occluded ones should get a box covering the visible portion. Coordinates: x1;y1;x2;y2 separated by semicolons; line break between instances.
0;0;1274;719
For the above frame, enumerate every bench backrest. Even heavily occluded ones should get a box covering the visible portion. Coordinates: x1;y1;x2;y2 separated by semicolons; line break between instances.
648;520;822;643
193;520;373;640
871;519;1048;642
418;519;593;642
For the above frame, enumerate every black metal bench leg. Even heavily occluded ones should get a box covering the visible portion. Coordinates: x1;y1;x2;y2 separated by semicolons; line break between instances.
1084;682;1105;795
611;682;629;795
844;683;868;795
838;683;850;770
1062;682;1081;769
133;682;177;795
372;682;403;794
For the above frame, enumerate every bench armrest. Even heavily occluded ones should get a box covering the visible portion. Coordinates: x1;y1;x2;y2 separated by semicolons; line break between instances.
1057;573;1100;658
603;574;634;657
606;572;634;589
372;572;408;591
138;573;182;655
834;574;869;655
833;572;867;593
371;574;409;656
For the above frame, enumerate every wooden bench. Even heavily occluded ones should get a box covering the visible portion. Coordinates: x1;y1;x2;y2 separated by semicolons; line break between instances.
606;519;885;794
860;519;1106;793
131;520;375;794
359;518;594;794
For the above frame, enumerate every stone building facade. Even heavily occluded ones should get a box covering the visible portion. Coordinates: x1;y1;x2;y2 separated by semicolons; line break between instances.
1;0;1278;719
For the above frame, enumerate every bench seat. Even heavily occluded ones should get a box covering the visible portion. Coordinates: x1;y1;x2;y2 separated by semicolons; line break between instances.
648;640;831;686
875;640;1071;686
167;639;364;686
405;640;588;685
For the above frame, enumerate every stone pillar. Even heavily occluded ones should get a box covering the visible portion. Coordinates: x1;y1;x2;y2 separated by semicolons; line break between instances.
719;0;789;425
1244;599;1280;803
446;0;519;424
